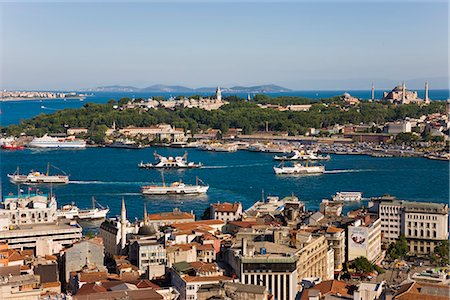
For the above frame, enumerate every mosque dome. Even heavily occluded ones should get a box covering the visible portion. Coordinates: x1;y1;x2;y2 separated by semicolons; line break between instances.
138;224;156;236
393;85;404;92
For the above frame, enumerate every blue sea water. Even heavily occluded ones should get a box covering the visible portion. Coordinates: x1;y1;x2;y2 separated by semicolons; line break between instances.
1;89;449;126
1;147;448;221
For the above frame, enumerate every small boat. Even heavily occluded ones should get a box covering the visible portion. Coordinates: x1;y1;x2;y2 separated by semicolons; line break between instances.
332;192;362;202
1;143;24;150
141;174;209;195
7;164;69;185
138;152;202;169
273;161;325;175
57;196;109;220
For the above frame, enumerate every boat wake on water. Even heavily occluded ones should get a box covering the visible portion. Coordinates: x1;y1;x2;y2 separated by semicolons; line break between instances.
324;169;374;174
202;163;271;169
70;180;147;185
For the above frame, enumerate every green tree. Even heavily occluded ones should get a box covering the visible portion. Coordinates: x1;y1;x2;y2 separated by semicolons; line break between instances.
387;235;409;259
352;256;374;273
430;240;449;266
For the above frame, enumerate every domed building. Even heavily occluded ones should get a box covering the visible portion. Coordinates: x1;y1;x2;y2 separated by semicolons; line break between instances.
341;92;360;106
382;82;429;105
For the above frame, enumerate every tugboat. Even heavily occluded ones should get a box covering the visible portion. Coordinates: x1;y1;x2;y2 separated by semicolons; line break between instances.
273;161;325;175
57;196;109;220
7;164;69;185
141;174;209;195
138;152;202;169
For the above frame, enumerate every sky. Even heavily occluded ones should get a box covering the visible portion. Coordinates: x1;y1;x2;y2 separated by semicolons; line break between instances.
0;1;448;90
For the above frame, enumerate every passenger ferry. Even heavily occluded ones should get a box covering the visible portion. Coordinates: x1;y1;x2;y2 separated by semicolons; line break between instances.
138;152;202;169
141;174;209;195
273;162;325;175
28;135;86;148
57;197;109;220
8;164;69;185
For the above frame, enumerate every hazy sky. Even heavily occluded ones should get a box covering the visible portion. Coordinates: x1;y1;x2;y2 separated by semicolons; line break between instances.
1;1;448;90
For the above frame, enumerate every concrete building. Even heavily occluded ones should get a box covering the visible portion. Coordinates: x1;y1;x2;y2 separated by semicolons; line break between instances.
295;231;334;282
107;124;186;142
0;274;42;300
226;240;299;300
369;197;449;255
347;214;382;263
197;282;267;300
171;261;232;300
384;121;412;134
353;282;385;300
325;226;346;272
60;237;106;284
129;237;166;279
210;202;243;222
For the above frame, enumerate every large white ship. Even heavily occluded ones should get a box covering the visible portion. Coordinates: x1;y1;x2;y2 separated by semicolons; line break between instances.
138;152;202;169
28;135;86;148
273;162;325;175
8;164;69;185
141;175;209;195
57;197;109;220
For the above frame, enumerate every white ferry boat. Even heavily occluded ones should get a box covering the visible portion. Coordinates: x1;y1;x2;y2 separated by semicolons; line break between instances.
7;165;69;185
141;175;209;195
274;150;330;161
28;135;86;148
273;162;325;175
138;152;202;169
57;197;109;220
332;192;362;202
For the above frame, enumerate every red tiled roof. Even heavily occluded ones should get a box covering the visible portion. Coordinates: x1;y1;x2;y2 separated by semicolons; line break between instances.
211;202;241;213
394;282;450;300
76;283;107;295
300;280;353;300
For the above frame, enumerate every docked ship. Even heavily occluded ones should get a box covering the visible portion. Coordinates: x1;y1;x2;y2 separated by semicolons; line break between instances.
274;150;330;161
332;192;362;202
273;162;325;175
28;135;86;148
106;139;143;149
198;143;238;152
141;175;209;195
57;197;109;220
7;164;69;185
138;152;202;169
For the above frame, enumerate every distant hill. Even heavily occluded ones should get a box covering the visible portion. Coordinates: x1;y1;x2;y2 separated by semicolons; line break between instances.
86;84;292;93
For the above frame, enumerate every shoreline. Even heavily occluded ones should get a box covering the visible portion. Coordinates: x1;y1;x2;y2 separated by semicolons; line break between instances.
0;97;86;102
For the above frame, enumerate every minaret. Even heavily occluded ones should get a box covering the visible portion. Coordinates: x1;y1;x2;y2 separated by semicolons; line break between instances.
215;86;222;102
402;82;406;103
143;203;147;225
371;82;375;100
424;81;430;103
120;197;127;251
